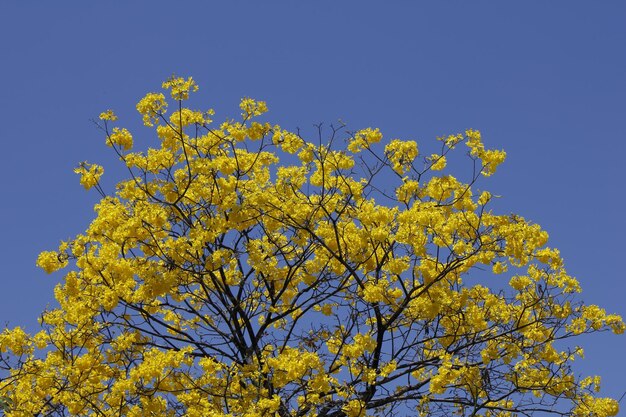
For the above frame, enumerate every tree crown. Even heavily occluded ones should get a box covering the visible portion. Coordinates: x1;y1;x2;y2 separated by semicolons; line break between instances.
1;76;623;417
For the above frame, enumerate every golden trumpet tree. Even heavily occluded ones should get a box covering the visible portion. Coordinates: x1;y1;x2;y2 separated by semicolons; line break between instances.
0;77;623;417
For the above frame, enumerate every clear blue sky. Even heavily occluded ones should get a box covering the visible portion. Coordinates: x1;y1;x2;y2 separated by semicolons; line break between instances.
1;1;625;406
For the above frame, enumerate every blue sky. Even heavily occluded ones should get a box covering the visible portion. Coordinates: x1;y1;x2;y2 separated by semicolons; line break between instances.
1;1;625;406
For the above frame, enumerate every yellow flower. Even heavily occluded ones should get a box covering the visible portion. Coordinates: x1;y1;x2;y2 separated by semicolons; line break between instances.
106;127;133;150
240;97;268;117
348;127;383;153
478;190;492;205
99;109;117;121
429;154;446;171
36;251;67;273
136;92;167;126
162;75;198;100
385;139;418;174
73;161;103;190
342;399;365;417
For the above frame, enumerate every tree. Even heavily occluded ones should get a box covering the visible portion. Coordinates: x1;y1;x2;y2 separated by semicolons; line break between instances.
0;76;623;417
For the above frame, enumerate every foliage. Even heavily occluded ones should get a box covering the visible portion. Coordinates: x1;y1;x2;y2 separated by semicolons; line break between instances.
0;77;623;417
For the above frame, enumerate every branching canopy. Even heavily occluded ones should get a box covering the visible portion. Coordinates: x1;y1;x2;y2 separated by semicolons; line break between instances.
0;77;623;417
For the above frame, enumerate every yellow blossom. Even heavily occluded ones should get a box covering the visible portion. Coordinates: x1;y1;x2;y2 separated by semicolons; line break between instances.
73;161;103;190
99;109;117;121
